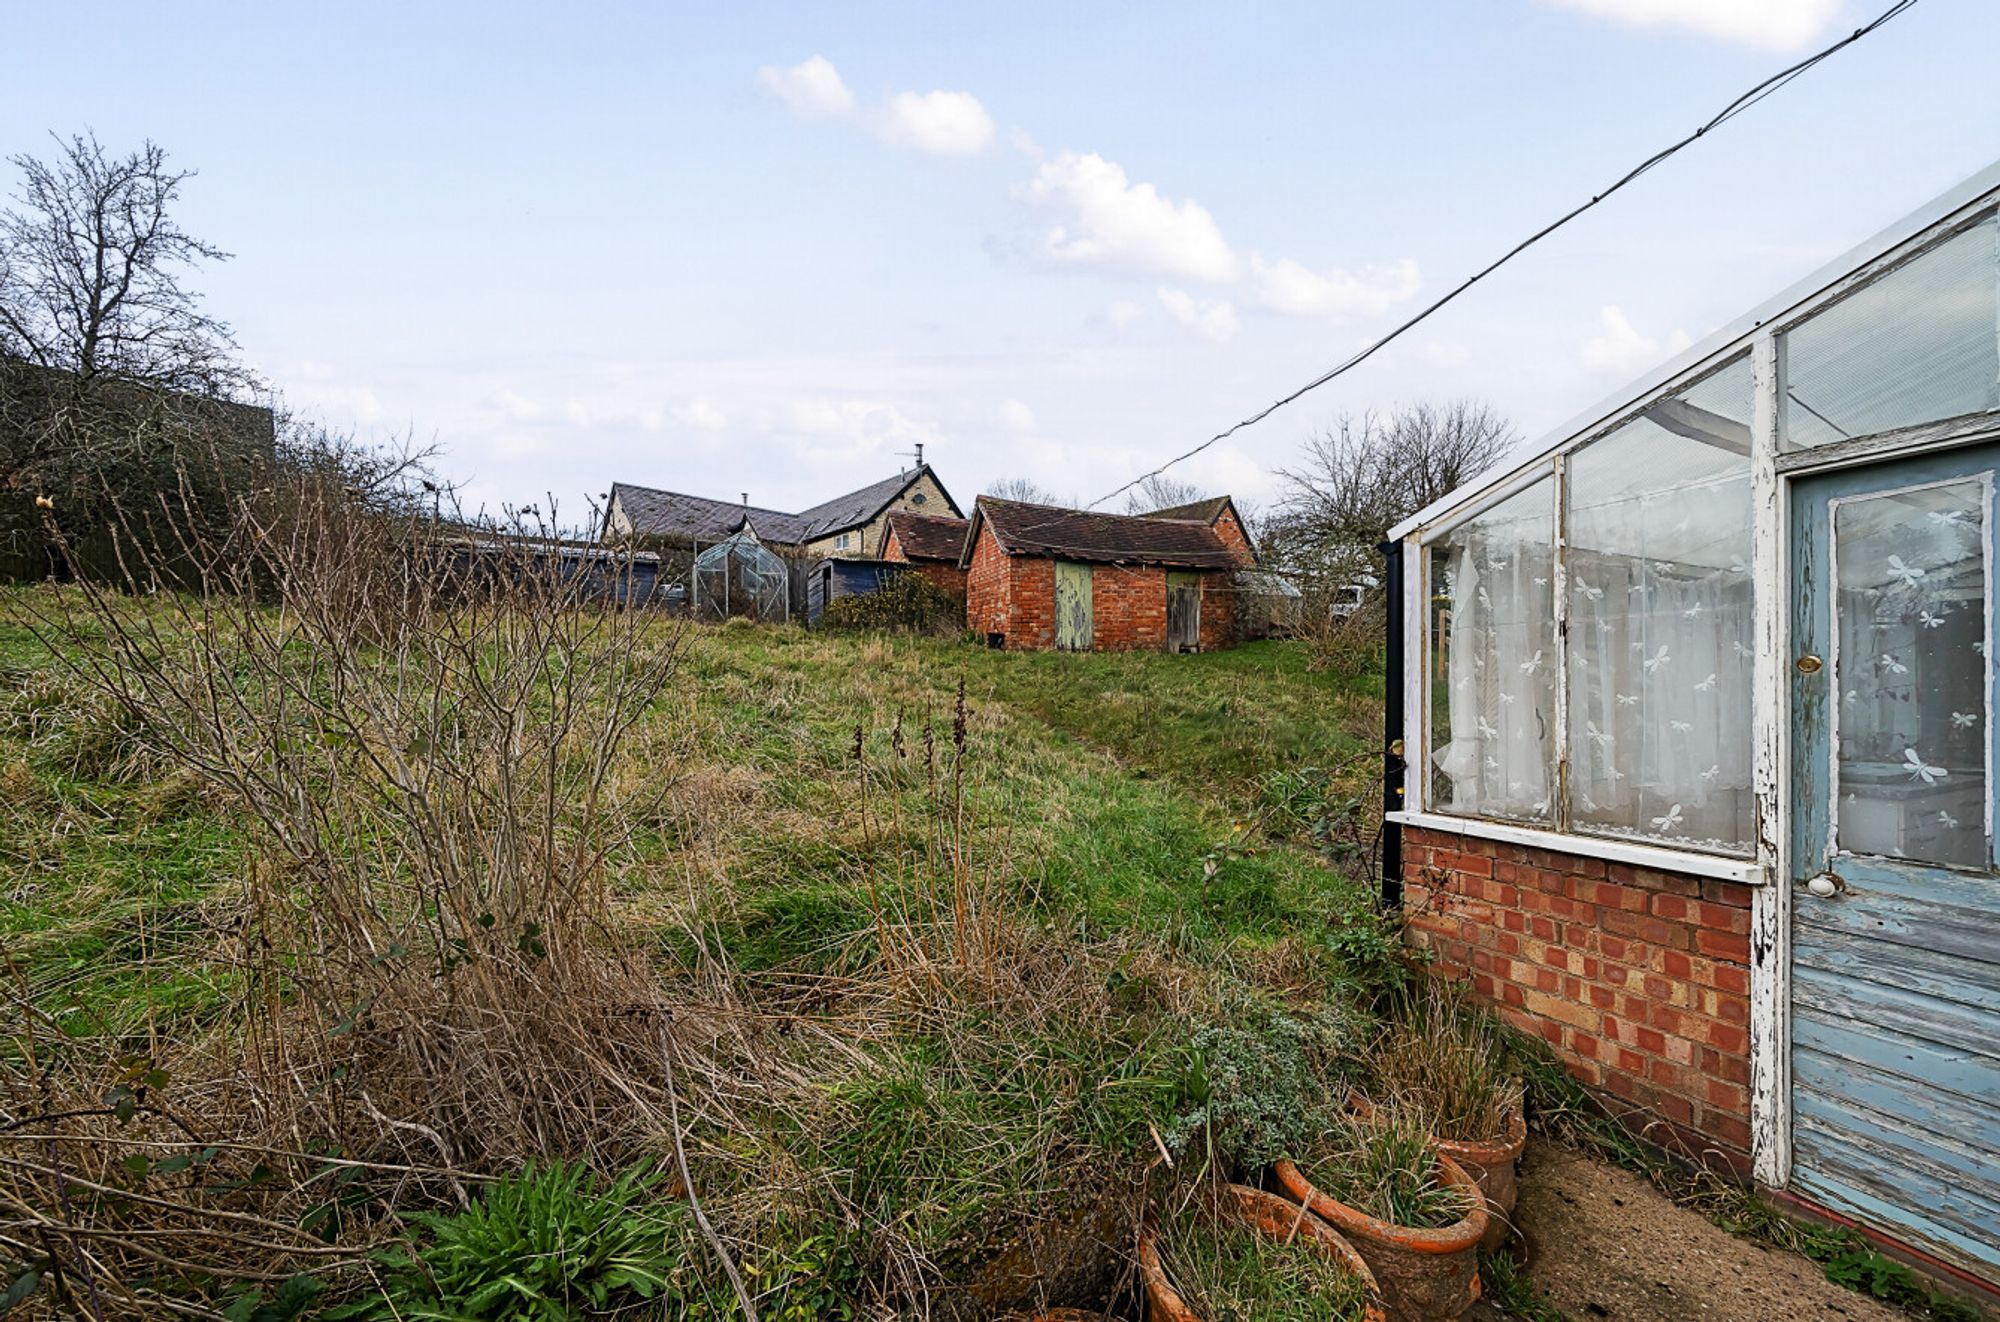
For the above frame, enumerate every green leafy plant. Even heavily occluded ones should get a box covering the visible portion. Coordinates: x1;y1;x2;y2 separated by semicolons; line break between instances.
1157;1191;1371;1322
1163;999;1364;1173
820;573;964;634
1296;1108;1470;1230
336;1161;685;1320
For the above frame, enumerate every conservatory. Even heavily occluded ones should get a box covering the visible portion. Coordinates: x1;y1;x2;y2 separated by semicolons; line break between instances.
1384;161;2000;1296
690;530;791;624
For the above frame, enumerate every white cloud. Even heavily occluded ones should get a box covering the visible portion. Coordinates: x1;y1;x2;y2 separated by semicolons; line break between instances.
1006;127;1044;159
1105;299;1144;329
1581;305;1693;376
999;399;1038;432
1156;287;1240;343
1542;0;1841;50
760;57;992;156
494;389;543;421
870;90;995;155
785;398;940;465
1019;152;1238;283
674;397;729;430
1250;254;1422;318
758;55;854;117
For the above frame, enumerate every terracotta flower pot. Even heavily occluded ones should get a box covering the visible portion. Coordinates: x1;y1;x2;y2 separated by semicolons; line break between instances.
1351;1090;1527;1252
1433;1097;1526;1252
1138;1183;1387;1322
1274;1153;1486;1322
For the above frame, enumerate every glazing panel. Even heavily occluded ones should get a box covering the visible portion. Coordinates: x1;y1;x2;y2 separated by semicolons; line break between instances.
1783;214;2000;448
1566;356;1755;854
1427;477;1556;823
1832;478;1990;868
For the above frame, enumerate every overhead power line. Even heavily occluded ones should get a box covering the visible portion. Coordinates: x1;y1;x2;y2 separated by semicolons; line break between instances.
1079;0;1921;514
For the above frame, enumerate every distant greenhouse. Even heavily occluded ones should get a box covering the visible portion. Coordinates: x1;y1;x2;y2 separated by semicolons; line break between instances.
691;530;789;623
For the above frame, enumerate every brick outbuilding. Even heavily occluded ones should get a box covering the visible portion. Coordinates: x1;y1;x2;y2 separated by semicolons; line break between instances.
881;510;970;596
960;497;1254;652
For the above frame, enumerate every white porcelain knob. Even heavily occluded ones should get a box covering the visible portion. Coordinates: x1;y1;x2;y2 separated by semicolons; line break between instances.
1806;874;1838;898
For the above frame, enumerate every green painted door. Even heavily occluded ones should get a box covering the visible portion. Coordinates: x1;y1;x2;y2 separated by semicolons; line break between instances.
1055;560;1093;651
1167;572;1202;652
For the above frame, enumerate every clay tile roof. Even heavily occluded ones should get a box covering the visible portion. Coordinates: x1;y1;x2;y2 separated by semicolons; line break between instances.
971;497;1240;570
1139;496;1232;524
885;511;970;561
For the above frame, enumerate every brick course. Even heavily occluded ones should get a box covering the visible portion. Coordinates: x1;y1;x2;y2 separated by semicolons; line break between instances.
1403;825;1753;1168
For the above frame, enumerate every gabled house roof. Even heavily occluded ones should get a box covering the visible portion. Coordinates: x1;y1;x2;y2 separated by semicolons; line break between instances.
960;497;1240;570
1138;494;1257;563
884;510;970;561
607;466;961;546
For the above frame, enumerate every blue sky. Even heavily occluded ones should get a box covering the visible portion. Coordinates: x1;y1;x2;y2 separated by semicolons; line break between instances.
5;1;1995;523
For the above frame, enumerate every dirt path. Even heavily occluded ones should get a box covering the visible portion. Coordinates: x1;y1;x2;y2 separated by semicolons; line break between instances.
1474;1139;1906;1321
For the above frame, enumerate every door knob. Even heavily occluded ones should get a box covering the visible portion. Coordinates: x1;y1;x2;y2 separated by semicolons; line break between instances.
1806;872;1840;897
1796;654;1824;674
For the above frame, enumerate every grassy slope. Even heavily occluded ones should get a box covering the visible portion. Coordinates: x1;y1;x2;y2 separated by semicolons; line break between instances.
1;605;1386;1038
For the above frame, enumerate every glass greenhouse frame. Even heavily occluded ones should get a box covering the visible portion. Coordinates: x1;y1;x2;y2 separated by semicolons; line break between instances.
1383;160;2000;1282
690;530;790;623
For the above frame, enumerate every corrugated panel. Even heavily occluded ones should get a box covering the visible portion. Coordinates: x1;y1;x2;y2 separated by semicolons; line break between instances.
1791;866;2000;1281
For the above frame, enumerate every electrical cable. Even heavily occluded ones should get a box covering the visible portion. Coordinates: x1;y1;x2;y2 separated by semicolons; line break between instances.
1065;0;1921;516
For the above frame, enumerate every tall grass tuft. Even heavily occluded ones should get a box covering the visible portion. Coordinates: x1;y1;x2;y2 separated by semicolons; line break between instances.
1367;984;1522;1144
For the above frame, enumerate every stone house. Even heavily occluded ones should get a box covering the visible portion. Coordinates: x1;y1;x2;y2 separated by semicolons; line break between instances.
959;497;1253;652
602;464;960;562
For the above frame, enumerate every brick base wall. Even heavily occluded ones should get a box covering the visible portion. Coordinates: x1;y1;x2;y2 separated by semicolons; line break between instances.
1402;825;1754;1168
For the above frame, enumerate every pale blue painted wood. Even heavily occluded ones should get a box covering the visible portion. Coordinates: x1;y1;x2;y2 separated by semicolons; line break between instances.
1793;927;2000;1016
1789;441;2000;1284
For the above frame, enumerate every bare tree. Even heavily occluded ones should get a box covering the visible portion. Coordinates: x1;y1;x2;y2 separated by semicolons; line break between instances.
1;133;242;392
1270;400;1517;579
1121;472;1208;515
1;133;262;578
982;476;1072;507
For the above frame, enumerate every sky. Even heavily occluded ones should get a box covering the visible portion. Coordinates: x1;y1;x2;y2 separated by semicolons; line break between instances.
5;0;1997;526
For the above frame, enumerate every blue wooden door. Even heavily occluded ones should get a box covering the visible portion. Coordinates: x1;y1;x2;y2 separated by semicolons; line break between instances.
1790;441;2000;1282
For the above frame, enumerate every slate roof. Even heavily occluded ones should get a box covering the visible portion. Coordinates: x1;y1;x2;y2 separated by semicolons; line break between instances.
965;497;1240;570
884;511;970;561
608;467;960;546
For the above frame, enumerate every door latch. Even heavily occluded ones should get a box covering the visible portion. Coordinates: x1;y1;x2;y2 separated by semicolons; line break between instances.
1796;654;1824;675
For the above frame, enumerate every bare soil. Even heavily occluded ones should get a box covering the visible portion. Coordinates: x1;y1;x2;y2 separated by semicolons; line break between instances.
1474;1139;1906;1321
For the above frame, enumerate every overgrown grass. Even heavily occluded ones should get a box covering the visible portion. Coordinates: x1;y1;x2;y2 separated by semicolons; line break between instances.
2;593;1393;1319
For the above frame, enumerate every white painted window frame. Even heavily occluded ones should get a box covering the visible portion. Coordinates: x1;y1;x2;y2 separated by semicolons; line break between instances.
1388;175;2000;1194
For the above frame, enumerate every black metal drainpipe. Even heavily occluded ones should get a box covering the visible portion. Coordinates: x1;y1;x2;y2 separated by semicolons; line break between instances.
1379;538;1406;912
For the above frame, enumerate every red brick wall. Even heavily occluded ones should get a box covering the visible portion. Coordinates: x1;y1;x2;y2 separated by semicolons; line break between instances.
1198;576;1236;651
1402;825;1753;1168
883;528;969;596
1090;565;1168;650
968;533;1236;651
1211;506;1257;567
966;525;1013;641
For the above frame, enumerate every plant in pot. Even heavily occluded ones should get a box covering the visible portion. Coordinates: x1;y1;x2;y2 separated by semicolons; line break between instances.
1274;1108;1487;1322
1138;1181;1386;1321
1365;987;1527;1251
